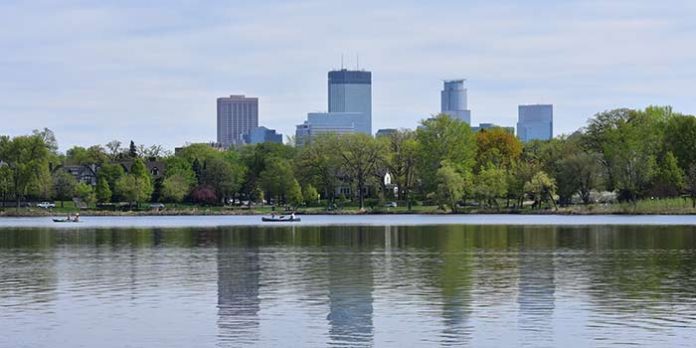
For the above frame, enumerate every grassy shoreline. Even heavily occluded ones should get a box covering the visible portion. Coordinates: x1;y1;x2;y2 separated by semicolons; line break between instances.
2;199;696;217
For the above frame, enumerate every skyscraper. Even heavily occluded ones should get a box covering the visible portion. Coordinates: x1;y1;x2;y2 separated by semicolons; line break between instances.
217;95;258;147
517;104;553;142
441;80;471;124
328;69;372;134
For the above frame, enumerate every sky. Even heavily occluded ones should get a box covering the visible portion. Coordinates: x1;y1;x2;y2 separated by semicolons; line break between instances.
1;0;695;151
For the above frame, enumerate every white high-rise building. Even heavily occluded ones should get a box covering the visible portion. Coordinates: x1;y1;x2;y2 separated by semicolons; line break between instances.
517;104;553;142
441;80;471;124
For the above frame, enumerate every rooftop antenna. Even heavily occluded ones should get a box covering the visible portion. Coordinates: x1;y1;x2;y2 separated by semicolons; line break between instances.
341;54;344;69
356;53;360;70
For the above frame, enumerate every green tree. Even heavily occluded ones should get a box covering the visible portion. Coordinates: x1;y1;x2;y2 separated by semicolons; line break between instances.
337;133;385;209
524;171;557;210
200;157;242;204
0;134;50;209
74;182;96;207
416;114;476;193
0;164;11;208
295;133;342;203
558;151;603;204
434;161;470;212
161;174;191;204
664;114;696;172
52;170;77;207
129;140;138;158
474;163;508;208
259;158;295;205
287;179;303;208
98;163;125;201
302;184;319;206
686;164;696;208
95;176;112;203
651;152;684;198
382;129;419;208
115;159;153;207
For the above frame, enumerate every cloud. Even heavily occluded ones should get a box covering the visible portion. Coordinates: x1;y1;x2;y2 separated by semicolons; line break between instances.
0;0;694;150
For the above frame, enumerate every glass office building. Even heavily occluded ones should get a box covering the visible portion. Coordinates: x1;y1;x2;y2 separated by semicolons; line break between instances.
517;104;553;142
328;69;372;134
441;80;471;124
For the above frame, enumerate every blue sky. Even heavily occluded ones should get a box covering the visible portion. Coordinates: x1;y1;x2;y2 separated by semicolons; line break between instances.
1;0;695;151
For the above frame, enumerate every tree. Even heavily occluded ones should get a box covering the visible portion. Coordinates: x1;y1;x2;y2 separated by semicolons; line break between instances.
98;163;125;201
524;171;557;210
651;152;684;198
665;114;696;172
0;134;50;209
95;176;112;203
32;128;58;154
416;114;476;193
382;130;419;208
200;157;242;204
337;133;385;209
584;107;668;201
295;133;342;203
190;185;217;205
287;179;303;208
74;182;96;207
129;140;137;158
474;163;507;208
434;161;470;212
161;174;191;204
52;170;77;207
0;165;11;208
558;151;603;204
259;158;295;205
115;159;152;207
685;164;696;208
105;140;122;158
475;128;522;169
302;184;319;206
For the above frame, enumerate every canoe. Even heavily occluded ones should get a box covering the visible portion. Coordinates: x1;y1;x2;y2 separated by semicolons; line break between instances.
52;218;80;223
261;216;301;222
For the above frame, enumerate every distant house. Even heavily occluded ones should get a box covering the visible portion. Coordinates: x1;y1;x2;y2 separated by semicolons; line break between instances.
119;160;166;179
55;164;99;186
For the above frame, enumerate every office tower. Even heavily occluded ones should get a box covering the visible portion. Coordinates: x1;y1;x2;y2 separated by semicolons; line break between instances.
217;95;258;147
517;105;553;142
246;126;283;145
471;123;515;134
441;80;471;124
328;69;372;134
295;112;363;146
375;129;397;138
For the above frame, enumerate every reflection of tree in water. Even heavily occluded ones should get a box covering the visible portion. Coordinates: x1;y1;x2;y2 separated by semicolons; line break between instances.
583;226;696;324
0;228;58;309
216;230;261;347
325;226;375;347
517;226;557;347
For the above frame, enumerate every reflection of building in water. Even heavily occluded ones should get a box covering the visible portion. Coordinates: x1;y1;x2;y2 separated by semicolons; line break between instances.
517;227;556;346
217;246;261;345
326;228;375;346
437;226;474;344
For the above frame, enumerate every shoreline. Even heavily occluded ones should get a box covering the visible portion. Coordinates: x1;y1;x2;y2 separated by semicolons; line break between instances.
2;208;696;217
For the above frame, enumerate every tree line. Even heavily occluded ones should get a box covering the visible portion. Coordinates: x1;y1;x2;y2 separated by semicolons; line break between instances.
2;105;696;211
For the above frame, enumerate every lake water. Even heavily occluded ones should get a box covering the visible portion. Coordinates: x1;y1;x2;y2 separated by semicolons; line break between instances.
1;216;696;347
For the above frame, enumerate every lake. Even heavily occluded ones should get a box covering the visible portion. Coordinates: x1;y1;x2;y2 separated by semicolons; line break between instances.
1;215;696;347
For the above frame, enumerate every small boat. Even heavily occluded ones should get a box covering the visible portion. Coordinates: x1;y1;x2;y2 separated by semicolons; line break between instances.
262;216;301;222
52;218;80;223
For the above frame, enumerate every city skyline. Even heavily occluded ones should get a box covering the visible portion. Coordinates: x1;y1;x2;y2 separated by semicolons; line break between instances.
1;1;695;151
